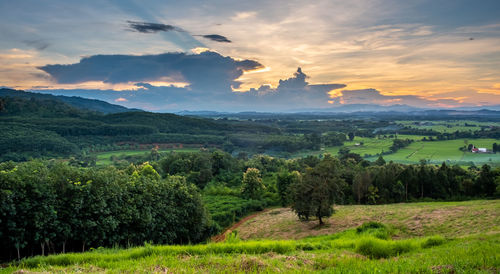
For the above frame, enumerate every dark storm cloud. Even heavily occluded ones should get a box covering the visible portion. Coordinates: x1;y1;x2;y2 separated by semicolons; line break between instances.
38;51;262;92
126;20;183;33
34;66;347;111
23;39;49;51
200;34;231;43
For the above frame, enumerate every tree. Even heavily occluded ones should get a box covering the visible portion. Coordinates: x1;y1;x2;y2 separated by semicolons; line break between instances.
348;132;355;141
290;155;345;225
352;170;372;204
277;171;301;206
374;156;386;166
241;168;265;199
476;164;496;196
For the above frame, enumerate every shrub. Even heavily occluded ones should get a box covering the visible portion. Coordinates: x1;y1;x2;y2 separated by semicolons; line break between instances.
356;222;391;239
356;221;386;233
355;238;416;259
421;236;446;248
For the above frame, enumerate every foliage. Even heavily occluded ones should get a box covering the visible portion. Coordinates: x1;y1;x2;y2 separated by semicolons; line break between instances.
241;168;265;199
290;155;346;224
0;161;210;260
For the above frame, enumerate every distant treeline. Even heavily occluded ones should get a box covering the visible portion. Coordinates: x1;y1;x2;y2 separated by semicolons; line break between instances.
395;126;500;139
1;150;499;261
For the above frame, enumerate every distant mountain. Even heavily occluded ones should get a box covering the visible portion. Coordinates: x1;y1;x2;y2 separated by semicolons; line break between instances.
175;108;500;120
0;88;139;114
287;104;425;113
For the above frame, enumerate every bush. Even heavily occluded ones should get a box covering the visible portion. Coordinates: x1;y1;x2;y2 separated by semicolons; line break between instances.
356;222;391;239
355;238;415;259
356;221;386;233
421;236;446;248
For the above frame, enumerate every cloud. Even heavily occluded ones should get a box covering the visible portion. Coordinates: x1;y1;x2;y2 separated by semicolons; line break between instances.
199;34;231;43
38;51;262;92
329;89;464;108
33;67;347;112
126;20;183;33
22;40;50;51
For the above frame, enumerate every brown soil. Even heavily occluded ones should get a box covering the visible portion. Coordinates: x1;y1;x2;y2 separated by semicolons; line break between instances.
211;208;271;242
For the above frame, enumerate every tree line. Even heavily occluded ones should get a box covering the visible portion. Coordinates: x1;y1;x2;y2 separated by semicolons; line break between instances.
1;149;499;261
0;161;212;261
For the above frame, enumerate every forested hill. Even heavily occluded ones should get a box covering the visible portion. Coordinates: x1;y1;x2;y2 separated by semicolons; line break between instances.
0;88;137;114
0;94;283;161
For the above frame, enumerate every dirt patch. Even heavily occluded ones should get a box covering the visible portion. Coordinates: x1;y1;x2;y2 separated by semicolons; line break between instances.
237;255;268;271
211;209;270;242
151;265;169;273
430;264;455;273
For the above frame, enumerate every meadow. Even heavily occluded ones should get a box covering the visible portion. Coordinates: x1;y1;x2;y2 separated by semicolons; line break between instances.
4;200;499;273
367;138;500;166
294;135;499;166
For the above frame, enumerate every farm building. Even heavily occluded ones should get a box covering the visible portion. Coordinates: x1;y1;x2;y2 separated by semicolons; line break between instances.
471;146;488;153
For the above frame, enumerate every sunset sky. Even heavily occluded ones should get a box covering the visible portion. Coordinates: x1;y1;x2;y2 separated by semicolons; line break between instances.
1;0;500;111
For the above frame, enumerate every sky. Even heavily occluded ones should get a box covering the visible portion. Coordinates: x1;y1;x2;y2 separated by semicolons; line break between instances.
1;0;500;112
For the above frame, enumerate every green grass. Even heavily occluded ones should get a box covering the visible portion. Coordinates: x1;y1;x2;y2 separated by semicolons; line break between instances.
94;148;200;165
293;136;499;166
236;200;500;240
4;200;499;273
292;135;423;158
4;225;498;273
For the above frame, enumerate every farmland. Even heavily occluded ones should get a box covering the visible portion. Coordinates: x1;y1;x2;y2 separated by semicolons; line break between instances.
5;200;499;273
368;138;500;166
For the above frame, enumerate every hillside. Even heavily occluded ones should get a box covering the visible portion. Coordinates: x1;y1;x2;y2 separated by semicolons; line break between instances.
0;94;288;161
235;200;499;240
0;88;136;114
5;200;499;273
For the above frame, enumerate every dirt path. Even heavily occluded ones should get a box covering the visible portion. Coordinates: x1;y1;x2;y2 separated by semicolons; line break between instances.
211;209;270;242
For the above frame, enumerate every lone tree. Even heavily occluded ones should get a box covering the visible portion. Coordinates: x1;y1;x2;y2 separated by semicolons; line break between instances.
290;154;345;225
241;168;265;199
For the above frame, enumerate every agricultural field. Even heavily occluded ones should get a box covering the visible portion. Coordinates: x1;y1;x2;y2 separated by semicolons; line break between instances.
292;135;423;158
294;136;499;166
94;148;200;165
5;200;499;273
396;120;496;133
367;138;500;166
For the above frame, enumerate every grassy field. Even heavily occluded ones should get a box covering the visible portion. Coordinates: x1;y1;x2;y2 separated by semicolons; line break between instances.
292;135;423;158
293;136;499;166
366;138;500;166
94;148;200;165
236;200;499;240
4;200;499;273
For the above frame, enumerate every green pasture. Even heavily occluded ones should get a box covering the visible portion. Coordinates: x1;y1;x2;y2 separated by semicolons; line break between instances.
368;138;500;166
293;135;424;158
293;136;498;166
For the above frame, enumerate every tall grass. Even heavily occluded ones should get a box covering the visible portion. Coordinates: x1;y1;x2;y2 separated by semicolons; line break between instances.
13;222;452;270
